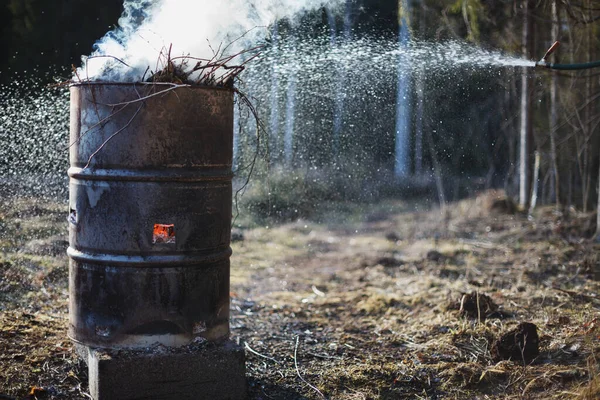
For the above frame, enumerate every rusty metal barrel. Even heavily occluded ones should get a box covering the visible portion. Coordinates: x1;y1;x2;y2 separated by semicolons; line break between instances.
68;83;233;348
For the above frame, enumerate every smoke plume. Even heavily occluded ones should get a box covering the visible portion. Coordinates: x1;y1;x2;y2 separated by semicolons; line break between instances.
79;0;342;82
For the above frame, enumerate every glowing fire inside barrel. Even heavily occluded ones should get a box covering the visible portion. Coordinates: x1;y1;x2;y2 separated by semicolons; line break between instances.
67;83;234;349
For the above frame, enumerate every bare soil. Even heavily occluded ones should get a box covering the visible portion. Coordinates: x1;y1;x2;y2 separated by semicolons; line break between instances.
1;190;600;399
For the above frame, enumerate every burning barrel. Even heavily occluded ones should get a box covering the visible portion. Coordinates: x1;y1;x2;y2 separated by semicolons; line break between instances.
68;83;233;349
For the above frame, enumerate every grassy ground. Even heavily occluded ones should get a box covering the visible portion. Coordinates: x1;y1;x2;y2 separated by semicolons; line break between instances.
1;190;599;399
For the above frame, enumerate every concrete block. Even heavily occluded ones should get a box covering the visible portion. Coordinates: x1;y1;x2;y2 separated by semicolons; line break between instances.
80;340;246;400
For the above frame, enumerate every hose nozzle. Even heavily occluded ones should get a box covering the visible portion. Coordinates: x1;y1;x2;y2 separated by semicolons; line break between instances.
541;41;560;62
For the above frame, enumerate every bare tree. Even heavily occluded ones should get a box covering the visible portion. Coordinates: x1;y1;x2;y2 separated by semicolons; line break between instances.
519;0;534;208
414;1;426;176
596;161;600;241
549;0;561;210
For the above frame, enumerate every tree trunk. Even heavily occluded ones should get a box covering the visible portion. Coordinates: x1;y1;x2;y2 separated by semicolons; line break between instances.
394;0;412;178
529;151;540;215
504;68;518;196
549;0;560;210
596;160;600;241
519;0;534;208
414;2;426;176
283;37;297;167
269;23;280;165
583;0;594;212
425;128;446;211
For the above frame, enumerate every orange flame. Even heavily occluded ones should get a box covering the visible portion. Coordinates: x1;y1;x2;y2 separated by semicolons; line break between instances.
153;224;175;244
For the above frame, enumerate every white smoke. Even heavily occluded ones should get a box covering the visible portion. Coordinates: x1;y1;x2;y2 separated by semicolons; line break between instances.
79;0;342;82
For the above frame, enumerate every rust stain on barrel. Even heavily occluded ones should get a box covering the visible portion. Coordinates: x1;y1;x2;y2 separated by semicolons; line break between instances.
68;83;234;348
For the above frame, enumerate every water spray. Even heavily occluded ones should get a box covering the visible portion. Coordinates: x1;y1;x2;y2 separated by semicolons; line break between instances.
535;41;600;70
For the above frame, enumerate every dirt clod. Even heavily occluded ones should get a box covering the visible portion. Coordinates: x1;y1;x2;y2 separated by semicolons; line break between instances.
489;197;517;214
426;250;445;262
458;292;500;320
491;322;540;364
385;231;401;242
375;256;404;268
231;228;245;242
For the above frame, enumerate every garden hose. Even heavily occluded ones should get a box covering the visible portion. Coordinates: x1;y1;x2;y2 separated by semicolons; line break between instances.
535;41;600;70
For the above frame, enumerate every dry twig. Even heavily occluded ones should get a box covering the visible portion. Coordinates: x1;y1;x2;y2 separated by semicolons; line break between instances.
244;342;281;364
82;84;145;170
106;83;190;107
294;336;326;399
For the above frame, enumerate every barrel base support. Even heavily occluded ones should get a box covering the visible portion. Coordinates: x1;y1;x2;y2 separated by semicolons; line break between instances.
76;340;246;400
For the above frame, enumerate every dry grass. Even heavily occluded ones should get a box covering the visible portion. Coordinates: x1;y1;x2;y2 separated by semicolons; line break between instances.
1;190;600;399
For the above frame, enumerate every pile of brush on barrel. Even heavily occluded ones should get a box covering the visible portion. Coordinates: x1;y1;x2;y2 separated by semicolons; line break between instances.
147;44;260;87
73;43;261;87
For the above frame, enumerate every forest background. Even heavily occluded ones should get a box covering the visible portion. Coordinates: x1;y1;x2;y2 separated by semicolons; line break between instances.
1;0;600;225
